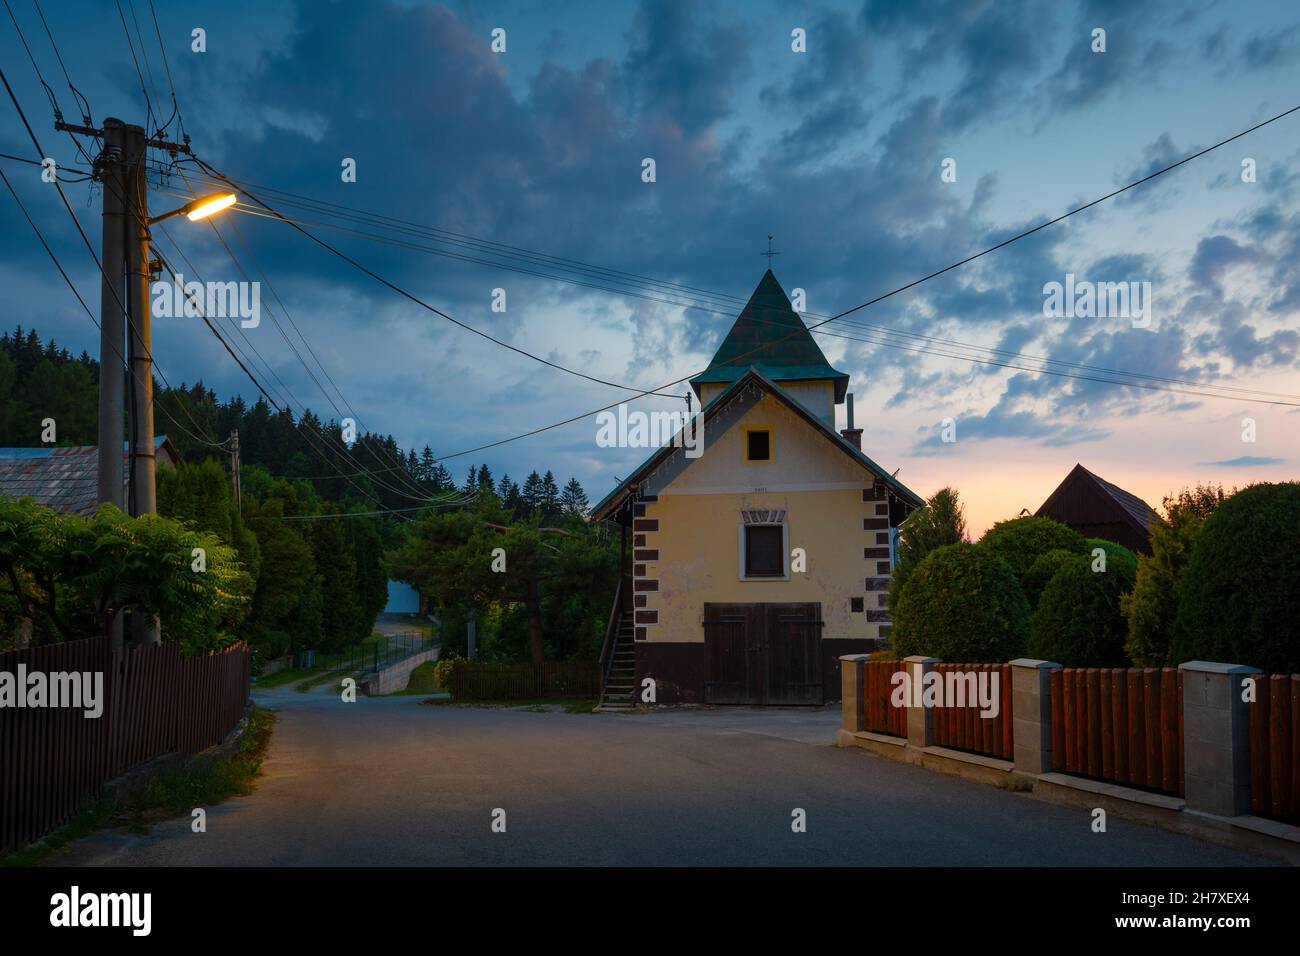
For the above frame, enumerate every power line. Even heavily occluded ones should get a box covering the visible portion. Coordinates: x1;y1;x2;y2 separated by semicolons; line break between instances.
178;168;431;499
114;0;157;134
153;227;439;504
402;100;1300;464
191;156;689;400
144;0;183;140
161;163;1300;405
0;152;226;452
0;65;228;452
149;243;431;513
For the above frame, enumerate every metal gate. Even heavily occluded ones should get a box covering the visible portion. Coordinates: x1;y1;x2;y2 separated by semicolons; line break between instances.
702;603;823;705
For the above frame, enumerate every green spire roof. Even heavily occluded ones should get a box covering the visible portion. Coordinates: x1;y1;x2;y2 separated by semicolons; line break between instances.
690;270;849;402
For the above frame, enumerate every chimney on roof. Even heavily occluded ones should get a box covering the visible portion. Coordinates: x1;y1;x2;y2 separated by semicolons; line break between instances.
841;392;863;450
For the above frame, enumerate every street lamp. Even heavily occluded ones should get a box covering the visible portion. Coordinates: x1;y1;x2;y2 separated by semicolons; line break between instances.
146;191;237;226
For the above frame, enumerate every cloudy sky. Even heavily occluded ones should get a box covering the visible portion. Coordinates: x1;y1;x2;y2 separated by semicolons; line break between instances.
2;0;1298;534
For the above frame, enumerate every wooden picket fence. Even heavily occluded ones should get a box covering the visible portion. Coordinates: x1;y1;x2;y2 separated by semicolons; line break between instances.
1248;673;1300;824
448;661;600;700
1050;667;1183;797
860;659;907;737
930;663;1013;760
0;636;251;856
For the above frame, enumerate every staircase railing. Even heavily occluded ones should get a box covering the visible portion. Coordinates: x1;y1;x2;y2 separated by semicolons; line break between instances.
597;575;625;702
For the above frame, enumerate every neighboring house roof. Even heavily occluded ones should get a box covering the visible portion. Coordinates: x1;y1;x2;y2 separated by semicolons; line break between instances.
0;436;182;516
690;270;850;402
591;368;923;520
1034;463;1160;538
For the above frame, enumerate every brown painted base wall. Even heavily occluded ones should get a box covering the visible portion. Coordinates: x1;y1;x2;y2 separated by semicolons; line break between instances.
636;642;706;704
635;638;877;705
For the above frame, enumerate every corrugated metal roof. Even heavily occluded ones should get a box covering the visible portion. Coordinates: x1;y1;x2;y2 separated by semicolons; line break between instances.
0;437;179;516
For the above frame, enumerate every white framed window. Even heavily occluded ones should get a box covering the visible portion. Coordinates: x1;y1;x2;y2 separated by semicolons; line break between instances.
738;513;790;580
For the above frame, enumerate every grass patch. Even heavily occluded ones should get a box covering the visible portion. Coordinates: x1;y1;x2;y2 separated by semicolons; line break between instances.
253;666;316;689
421;696;596;714
296;667;354;693
386;661;446;696
2;705;276;867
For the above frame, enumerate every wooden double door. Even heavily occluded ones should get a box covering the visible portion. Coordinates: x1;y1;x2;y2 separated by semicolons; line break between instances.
702;603;824;705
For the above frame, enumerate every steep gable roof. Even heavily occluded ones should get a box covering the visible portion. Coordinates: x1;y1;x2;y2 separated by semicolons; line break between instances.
591;368;921;520
690;270;849;402
1035;463;1159;537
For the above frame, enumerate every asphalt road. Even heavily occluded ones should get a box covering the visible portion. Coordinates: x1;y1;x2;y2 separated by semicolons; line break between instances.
47;684;1269;866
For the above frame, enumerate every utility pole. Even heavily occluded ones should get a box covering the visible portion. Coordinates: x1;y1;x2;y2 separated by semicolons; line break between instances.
96;118;127;654
124;123;156;522
96;119;127;510
230;429;241;510
123;122;160;646
60;115;230;651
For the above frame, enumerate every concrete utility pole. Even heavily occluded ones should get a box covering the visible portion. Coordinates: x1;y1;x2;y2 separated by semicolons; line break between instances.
61;113;233;650
96;118;127;655
95;118;126;512
230;429;241;509
123;123;160;646
124;123;156;523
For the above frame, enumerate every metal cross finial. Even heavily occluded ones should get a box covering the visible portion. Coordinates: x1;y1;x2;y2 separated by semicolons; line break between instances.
760;234;779;266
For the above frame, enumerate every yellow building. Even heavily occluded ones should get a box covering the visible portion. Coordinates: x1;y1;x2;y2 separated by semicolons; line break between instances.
592;270;923;707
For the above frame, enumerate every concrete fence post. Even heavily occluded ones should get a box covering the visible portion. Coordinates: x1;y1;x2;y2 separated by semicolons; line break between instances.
904;656;939;748
839;655;869;733
1010;658;1061;774
1179;661;1260;817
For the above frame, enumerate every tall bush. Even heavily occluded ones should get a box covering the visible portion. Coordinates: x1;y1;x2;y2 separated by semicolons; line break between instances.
1027;551;1137;667
892;543;1029;662
887;487;967;615
978;516;1086;594
1170;482;1300;673
1122;484;1226;666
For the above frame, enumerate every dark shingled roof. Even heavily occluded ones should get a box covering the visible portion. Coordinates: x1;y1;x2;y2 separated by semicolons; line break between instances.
0;437;181;516
1087;468;1160;532
1035;463;1160;539
690;270;849;402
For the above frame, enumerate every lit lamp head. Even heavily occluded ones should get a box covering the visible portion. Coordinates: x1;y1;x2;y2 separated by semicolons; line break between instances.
184;193;237;221
147;191;238;226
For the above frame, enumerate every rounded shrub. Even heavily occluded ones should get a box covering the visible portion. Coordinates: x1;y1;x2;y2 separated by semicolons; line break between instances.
1084;537;1138;578
1023;549;1079;609
1171;482;1300;673
978;516;1087;590
892;542;1030;662
1027;551;1137;667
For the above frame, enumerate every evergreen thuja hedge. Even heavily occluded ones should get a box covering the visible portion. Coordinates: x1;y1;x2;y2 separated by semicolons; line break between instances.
1170;482;1300;674
892;543;1030;662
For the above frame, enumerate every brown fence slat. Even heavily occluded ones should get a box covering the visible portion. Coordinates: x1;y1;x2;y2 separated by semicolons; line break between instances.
1292;676;1300;821
1269;675;1292;820
1111;668;1128;785
1045;664;1183;798
1099;669;1113;780
0;636;251;857
1160;668;1179;796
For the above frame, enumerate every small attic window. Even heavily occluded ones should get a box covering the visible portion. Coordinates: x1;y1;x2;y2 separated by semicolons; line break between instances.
746;428;771;462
